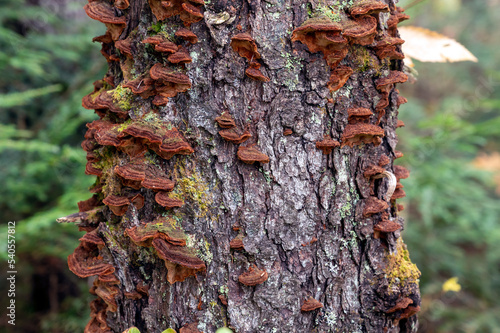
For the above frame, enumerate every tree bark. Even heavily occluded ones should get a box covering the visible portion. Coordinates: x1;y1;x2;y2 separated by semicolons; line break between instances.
68;0;421;332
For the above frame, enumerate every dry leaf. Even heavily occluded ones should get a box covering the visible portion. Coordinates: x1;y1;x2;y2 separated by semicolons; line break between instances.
399;26;478;65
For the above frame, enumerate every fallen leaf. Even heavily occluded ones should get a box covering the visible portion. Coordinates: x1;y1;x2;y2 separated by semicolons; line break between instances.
399;26;478;65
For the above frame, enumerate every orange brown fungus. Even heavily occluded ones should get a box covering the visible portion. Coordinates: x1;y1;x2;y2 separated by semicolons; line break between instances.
341;123;385;147
152;238;206;284
142;35;178;53
114;0;130;10
115;38;133;58
301;298;324;312
84;1;127;40
315;136;340;155
399;306;421;319
85;298;112;333
86;162;103;177
155;191;184;208
168;46;192;64
78;195;102;213
349;0;389;17
245;66;271;82
342;15;378;46
373;36;405;60
348;107;373;124
375;71;408;114
231;33;261;62
219;127;252;144
148;0;204;26
230;234;245;250
67;243;115;279
393;165;410;180
396;119;405;128
374;219;402;233
394;150;404;159
378;155;391;166
391;187;406;200
291;19;347;68
238;265;268;286
387;7;410;37
283;128;293;136
149;63;192;102
123;75;156;98
387;297;413;313
327;65;353;92
237;145;270;164
231;33;269;82
92;278;120;312
142;166;176;191
215;112;236;128
175;28;198;44
125;219;187;247
102;194;131;216
152;128;194;159
363;196;389;217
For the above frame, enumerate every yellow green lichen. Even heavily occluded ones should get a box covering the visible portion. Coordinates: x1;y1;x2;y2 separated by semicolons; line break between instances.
171;159;213;218
111;84;134;110
385;238;421;289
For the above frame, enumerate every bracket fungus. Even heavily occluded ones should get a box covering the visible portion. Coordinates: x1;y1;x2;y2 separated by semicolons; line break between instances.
387;7;410;37
347;107;373;124
393;165;410;180
230;234;245;250
68;243;115;279
238;265;268;286
386;297;414;314
84;1;127;40
315;136;340;155
155;191;184;208
215;112;236;128
349;0;389;17
114;0;129;10
219;127;252;144
327;65;353;92
142;166;176;191
374;219;402;233
291;18;348;68
245;65;270;82
148;0;205;26
341;123;385;147
142;35;179;54
342;15;378;46
301;298;324;312
167;46;192;64
373;36;405;60
363;196;389;217
125;219;187;247
175;28;198;44
237;145;270;164
230;33;261;62
152;238;206;284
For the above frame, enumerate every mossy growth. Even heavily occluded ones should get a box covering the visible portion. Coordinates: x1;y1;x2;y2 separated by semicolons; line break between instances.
385;238;421;289
111;84;134;111
350;45;385;74
171;158;213;218
308;0;354;22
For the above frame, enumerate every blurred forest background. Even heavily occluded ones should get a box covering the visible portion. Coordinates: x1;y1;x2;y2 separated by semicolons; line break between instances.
0;0;499;332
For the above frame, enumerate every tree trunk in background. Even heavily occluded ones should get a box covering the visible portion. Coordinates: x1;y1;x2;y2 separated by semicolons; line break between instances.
67;0;421;332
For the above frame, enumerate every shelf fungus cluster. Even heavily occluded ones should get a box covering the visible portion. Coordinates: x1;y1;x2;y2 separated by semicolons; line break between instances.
231;33;270;82
63;0;212;330
215;111;270;164
291;2;409;154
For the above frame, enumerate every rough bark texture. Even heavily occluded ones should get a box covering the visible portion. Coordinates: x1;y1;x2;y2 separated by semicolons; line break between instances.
67;0;421;332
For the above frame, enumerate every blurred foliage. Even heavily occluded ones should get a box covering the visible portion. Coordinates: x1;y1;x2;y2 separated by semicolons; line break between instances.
0;0;105;331
0;0;499;332
399;0;500;332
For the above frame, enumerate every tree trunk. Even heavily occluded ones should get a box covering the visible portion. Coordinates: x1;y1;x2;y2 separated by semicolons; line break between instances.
65;0;421;332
